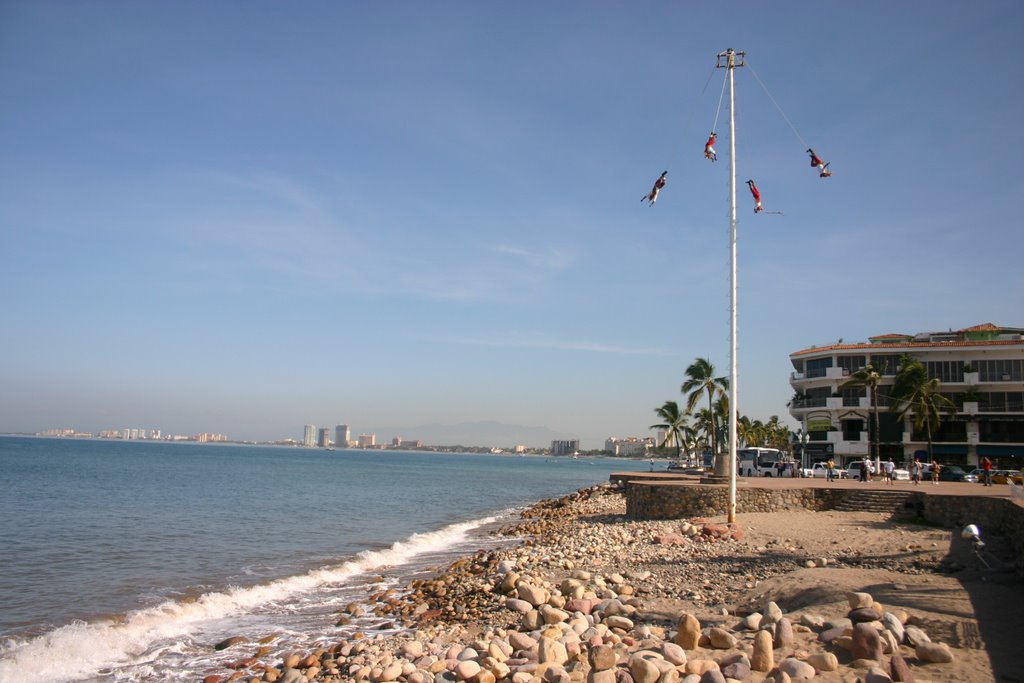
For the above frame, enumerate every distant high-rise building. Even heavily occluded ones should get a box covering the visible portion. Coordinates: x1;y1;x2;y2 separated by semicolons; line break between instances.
303;424;316;447
358;433;376;448
318;428;331;448
551;439;580;456
335;424;350;448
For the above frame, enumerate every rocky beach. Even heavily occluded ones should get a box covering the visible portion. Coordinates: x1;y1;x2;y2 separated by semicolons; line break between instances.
200;482;1019;683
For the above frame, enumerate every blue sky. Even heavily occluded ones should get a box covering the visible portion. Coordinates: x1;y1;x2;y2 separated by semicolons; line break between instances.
2;2;1022;448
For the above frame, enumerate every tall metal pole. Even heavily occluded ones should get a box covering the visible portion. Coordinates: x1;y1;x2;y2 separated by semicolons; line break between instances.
717;48;744;524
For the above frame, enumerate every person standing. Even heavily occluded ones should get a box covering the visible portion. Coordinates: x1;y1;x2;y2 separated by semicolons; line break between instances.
981;456;993;486
860;459;869;483
931;460;941;485
826;458;835;482
911;458;921;486
884;458;896;485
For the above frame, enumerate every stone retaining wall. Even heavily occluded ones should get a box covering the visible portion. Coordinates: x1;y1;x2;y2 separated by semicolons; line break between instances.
622;480;1024;575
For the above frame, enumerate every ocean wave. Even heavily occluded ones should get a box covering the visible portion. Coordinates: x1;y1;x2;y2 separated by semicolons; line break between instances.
0;515;497;683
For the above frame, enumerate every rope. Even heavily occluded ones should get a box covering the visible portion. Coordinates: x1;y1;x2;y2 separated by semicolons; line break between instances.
712;70;728;134
747;62;811;151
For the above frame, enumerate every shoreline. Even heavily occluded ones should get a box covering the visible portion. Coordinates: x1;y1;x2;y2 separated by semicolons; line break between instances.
190;482;1015;683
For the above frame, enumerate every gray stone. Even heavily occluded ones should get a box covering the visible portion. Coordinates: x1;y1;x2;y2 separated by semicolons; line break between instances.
773;617;793;649
904;626;931;647
777;658;815;678
882;612;905;643
818;626;846;644
698;672;725;683
280;670;306;683
720;662;750;680
799;613;825;629
762;601;783;624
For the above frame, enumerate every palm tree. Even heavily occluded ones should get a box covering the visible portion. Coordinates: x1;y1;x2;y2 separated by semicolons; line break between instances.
650;400;688;459
889;355;957;462
842;362;883;468
681;358;730;473
694;408;716;462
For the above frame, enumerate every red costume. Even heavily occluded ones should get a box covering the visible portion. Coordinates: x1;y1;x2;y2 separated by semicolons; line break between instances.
745;179;763;213
807;148;832;177
704;133;717;161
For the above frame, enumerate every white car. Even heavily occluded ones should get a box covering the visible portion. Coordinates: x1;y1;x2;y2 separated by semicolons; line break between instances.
847;462;877;481
807;462;843;479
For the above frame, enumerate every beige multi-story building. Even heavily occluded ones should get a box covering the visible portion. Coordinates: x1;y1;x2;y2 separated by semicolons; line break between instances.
788;323;1024;468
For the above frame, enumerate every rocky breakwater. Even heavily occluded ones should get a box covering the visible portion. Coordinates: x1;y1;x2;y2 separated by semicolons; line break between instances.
199;485;967;683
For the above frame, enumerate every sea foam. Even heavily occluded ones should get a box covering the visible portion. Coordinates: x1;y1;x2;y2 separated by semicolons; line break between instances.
0;515;496;683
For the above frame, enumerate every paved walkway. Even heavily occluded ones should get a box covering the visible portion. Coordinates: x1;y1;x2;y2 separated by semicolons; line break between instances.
611;471;1019;500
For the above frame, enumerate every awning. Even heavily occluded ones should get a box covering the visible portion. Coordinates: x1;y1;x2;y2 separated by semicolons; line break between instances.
976;445;1023;457
930;444;969;456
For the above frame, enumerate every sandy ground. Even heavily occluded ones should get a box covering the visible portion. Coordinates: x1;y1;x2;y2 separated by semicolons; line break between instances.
581;505;1022;683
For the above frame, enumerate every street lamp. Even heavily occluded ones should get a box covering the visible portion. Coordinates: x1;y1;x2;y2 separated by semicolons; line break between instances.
798;428;810;469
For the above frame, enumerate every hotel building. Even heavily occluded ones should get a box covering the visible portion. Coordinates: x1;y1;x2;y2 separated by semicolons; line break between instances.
335;424;350;448
303;424;316;448
788;323;1024;468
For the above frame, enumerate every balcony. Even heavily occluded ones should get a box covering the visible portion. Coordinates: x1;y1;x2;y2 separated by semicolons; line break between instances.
978;401;1024;413
825;367;851;380
790;398;827;410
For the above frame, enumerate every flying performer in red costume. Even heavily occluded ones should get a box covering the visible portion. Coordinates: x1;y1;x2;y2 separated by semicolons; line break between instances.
745;179;763;213
704;133;717;162
807;148;832;177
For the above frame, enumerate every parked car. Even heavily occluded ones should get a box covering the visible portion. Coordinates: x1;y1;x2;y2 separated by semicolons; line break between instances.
992;470;1023;485
936;465;978;483
806;462;844;479
846;461;876;481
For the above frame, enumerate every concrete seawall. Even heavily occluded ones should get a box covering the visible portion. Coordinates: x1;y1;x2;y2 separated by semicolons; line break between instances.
612;473;1024;575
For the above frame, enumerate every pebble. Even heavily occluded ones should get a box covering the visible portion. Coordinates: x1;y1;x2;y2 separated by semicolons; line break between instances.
852;623;883;661
674;614;701;650
916;641;954;663
889;654;915;682
750;630;773;672
214;485;969;683
773;617;793;648
706;628;736;650
777;658;816;678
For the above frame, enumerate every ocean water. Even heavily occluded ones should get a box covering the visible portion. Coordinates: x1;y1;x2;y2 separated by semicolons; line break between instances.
0;436;647;683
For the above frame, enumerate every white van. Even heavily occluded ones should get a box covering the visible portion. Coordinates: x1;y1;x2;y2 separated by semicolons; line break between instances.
738;448;791;477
